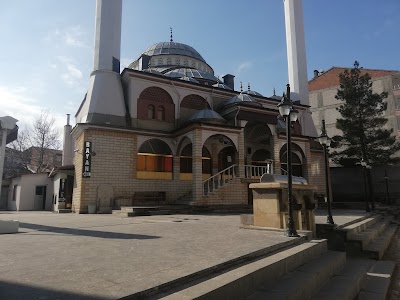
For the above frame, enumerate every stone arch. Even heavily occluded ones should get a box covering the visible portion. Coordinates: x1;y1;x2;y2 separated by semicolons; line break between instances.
279;143;306;177
180;94;210;121
244;121;273;165
137;138;173;175
179;143;212;174
137;87;175;122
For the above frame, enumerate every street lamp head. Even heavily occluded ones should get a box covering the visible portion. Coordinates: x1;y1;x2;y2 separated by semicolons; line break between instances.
326;138;331;147
290;109;299;122
278;93;292;117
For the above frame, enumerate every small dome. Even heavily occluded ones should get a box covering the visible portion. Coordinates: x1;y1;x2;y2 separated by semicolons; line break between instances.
243;90;263;97
243;83;263;96
179;76;199;83
212;83;233;90
188;108;226;123
224;92;261;107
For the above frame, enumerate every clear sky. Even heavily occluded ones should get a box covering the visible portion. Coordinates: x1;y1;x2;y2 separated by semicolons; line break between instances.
1;0;399;131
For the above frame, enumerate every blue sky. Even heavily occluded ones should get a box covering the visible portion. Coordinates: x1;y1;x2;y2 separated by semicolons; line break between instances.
1;0;399;131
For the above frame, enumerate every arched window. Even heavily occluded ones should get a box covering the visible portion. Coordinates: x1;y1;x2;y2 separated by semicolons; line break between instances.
157;106;165;121
180;144;212;174
147;105;155;119
280;152;303;177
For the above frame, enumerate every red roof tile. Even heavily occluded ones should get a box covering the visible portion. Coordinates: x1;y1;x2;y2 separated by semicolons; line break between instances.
308;67;397;92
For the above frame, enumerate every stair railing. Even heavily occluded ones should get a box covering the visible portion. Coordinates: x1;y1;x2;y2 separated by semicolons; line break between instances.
203;164;236;196
244;163;273;179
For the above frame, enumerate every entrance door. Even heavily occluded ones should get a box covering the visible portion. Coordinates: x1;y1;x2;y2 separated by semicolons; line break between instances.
64;175;74;209
34;186;47;210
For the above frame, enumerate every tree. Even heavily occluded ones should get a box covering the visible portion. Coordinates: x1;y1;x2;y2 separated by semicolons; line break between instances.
10;110;61;173
330;61;400;166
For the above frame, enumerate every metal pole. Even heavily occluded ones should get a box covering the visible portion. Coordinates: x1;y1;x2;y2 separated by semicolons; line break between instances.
324;144;334;224
363;166;371;212
384;170;390;205
286;110;299;237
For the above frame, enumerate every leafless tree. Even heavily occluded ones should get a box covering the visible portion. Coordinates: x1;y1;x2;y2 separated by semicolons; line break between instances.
9;110;61;173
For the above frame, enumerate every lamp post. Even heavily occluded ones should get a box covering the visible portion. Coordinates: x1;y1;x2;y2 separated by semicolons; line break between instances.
361;159;371;212
317;120;334;225
384;170;390;205
278;84;299;237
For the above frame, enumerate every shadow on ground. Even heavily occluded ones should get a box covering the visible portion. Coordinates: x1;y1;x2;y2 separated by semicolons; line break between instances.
19;222;160;240
0;280;110;300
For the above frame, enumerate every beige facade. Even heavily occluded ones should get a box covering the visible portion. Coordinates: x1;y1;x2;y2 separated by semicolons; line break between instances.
72;41;327;213
309;68;400;140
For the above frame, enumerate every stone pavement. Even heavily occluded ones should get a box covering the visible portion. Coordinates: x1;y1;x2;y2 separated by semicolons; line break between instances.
0;209;375;300
383;226;400;300
0;212;297;300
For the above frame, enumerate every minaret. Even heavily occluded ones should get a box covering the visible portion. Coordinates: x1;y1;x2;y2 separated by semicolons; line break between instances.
284;0;317;137
62;114;74;166
76;0;126;126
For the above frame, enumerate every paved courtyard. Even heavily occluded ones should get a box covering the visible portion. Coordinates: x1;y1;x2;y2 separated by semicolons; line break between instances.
0;212;300;300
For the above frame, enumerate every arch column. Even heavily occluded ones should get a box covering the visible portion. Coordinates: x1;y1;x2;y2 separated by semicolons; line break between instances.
173;156;180;180
235;129;245;177
272;135;281;174
192;129;203;203
303;141;312;181
211;143;218;175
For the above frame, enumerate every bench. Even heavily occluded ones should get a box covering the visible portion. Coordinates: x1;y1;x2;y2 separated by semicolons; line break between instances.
133;191;166;205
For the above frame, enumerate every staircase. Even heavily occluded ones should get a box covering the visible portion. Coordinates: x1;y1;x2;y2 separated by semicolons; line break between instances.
150;214;398;300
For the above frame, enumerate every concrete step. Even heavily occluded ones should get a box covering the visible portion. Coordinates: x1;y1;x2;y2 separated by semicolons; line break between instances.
246;251;346;300
57;209;72;213
363;224;398;260
357;260;396;300
157;240;328;300
339;216;381;240
347;218;391;249
310;258;374;300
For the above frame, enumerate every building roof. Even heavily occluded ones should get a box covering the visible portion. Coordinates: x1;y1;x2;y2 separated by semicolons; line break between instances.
141;42;206;63
308;67;398;92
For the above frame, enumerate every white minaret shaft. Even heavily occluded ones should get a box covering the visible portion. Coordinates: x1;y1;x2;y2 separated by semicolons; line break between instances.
76;0;126;126
284;0;317;137
284;0;308;105
94;0;122;72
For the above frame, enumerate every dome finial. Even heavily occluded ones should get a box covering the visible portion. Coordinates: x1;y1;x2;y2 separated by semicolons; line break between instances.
240;82;243;92
170;27;173;42
248;83;251;92
273;87;276;96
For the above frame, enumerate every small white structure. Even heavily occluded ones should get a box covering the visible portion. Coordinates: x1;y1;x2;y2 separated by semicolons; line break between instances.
0;116;18;202
7;173;53;211
0;220;19;234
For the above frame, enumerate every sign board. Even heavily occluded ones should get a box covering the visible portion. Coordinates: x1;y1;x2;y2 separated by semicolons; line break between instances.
82;141;92;178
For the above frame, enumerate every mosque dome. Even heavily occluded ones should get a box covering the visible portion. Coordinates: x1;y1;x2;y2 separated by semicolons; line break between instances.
141;42;206;63
188;108;226;124
223;83;262;108
128;35;217;85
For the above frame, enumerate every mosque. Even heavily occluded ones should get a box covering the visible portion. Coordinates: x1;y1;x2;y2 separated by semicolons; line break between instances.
69;0;325;213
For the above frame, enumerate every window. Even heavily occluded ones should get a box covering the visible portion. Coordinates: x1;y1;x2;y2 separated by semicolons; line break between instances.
137;154;173;172
147;105;155;119
157;106;165;121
